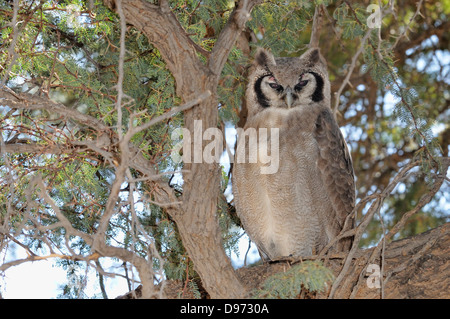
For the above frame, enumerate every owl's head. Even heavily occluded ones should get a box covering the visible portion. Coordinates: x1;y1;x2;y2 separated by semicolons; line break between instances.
246;47;330;117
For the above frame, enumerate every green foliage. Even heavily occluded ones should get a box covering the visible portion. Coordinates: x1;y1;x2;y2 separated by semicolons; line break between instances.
252;261;335;298
249;1;313;55
333;2;368;40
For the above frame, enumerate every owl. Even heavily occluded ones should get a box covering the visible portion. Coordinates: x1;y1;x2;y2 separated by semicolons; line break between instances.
232;47;355;261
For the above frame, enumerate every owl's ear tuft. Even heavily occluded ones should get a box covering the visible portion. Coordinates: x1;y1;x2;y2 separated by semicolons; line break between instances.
254;48;276;68
302;48;322;67
309;49;320;64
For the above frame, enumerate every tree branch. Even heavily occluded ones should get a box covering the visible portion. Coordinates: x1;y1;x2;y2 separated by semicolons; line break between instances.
308;4;324;48
124;90;211;138
328;158;449;298
332;30;371;114
102;0;205;97
0;88;109;131
114;0;127;140
234;222;450;299
208;0;262;76
392;0;424;49
1;0;20;86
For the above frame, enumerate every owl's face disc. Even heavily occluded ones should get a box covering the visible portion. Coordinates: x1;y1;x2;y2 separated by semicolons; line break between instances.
247;48;330;117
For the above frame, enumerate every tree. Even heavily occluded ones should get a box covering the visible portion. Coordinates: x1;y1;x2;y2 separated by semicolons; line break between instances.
0;0;448;299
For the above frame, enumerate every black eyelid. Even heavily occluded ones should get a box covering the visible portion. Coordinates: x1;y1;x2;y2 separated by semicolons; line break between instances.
294;80;308;91
269;83;284;92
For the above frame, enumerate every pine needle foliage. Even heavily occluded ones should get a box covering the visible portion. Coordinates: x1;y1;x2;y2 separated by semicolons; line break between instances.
252;261;335;299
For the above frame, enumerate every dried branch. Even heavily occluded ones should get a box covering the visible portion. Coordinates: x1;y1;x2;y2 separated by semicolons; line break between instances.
392;0;424;49
333;30;371;114
0;174;160;298
0;89;109;131
348;158;450;297
0;252;102;272
328;160;421;298
328;158;449;298
124;90;211;138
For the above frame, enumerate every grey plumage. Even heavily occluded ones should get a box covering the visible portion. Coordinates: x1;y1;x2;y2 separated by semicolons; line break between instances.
232;47;355;261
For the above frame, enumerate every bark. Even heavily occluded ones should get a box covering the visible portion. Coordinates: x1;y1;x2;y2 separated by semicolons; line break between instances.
117;222;450;299
348;223;450;298
252;222;450;299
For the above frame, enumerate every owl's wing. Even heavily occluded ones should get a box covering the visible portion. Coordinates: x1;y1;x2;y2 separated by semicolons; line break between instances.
314;109;356;249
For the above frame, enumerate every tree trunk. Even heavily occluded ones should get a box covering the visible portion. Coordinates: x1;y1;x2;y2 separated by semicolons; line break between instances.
102;0;260;298
174;89;246;299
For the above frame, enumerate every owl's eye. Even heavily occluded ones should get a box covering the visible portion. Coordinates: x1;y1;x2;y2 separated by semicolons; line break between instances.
269;82;281;90
294;80;309;91
267;77;283;91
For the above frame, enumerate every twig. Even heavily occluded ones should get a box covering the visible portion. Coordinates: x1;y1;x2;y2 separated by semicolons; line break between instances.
328;160;422;298
182;258;190;298
0;125;16;240
333;30;371;114
376;205;386;299
347;159;448;298
0;90;109;131
321;4;347;52
0;252;101;272
343;0;439;167
124;90;212;138
392;0;424;49
95;259;108;299
115;0;127;140
244;237;252;267
1;0;20;87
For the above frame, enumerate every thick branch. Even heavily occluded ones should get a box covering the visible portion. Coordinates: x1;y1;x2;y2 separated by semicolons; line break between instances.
208;0;262;76
102;0;205;97
234;222;450;299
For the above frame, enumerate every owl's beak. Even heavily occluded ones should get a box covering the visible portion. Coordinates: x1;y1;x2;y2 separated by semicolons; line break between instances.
285;88;293;108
